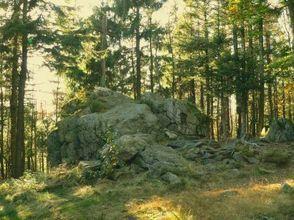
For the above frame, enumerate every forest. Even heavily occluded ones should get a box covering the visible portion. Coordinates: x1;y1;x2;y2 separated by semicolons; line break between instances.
0;0;293;219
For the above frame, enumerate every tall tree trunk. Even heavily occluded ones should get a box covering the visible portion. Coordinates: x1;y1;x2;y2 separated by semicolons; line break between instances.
41;151;44;172
155;40;161;91
288;90;293;120
240;24;248;137
28;106;34;171
273;78;278;119
0;86;4;178
189;79;196;104
135;4;141;99
178;76;183;99
6;117;10;178
265;30;273;122
100;10;107;87
221;93;230;140
131;38;136;99
200;83;205;111
258;16;265;134
10;29;19;178
34;110;37;172
15;0;28;178
204;4;211;137
206;78;211;117
216;98;220;141
248;24;256;136
149;17;154;93
251;91;257;136
168;30;176;98
285;0;294;50
282;80;286;118
210;96;214;139
232;25;241;138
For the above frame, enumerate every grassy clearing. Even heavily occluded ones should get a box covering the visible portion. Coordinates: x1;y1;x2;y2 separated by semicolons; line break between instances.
0;144;293;220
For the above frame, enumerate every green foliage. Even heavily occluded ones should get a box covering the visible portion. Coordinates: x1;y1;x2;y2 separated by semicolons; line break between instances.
262;149;292;166
99;130;122;179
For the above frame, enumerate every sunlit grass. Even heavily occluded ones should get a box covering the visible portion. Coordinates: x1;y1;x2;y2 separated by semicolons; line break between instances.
73;186;96;198
0;147;293;220
124;180;293;220
126;196;193;220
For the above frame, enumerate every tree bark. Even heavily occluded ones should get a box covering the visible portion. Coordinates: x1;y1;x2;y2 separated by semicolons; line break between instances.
221;93;230;140
15;0;28;178
189;79;196;104
100;10;107;87
210;96;214;139
288;89;293;120
282;80;286;118
135;4;141;99
232;25;241;138
240;24;248;137
216;98;220;141
0;86;4;178
273;78;278;119
168;30;176;98
200;83;204;111
258;16;265;134
248;24;256;136
10;26;19;178
251;91;257;136
265;30;273;122
204;4;212;138
149;17;154;93
131;38;136;99
34;110;37;172
285;0;294;50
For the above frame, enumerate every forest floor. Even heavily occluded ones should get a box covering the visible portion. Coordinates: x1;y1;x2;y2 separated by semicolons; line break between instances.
0;142;293;220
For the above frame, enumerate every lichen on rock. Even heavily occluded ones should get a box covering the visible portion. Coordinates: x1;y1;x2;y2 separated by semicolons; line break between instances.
47;88;210;181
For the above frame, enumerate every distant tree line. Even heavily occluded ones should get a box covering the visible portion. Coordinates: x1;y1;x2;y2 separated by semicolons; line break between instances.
0;0;293;179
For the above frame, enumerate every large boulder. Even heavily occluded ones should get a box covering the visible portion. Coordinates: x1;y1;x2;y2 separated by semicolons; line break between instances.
266;119;294;142
141;93;209;137
48;88;209;181
98;103;159;136
135;144;192;177
101;134;153;164
49;104;159;164
87;87;133;112
61;87;133;116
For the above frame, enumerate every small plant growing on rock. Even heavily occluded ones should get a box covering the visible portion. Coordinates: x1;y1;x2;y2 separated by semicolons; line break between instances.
99;130;123;179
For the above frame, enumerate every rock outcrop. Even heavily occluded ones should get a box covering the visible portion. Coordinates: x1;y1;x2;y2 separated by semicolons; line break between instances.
141;93;209;137
48;88;210;180
266;119;294;142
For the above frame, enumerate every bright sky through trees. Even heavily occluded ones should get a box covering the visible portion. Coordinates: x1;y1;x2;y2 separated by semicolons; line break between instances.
31;0;184;112
30;0;285;112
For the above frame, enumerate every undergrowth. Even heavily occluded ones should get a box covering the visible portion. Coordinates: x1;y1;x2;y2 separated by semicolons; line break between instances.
0;144;293;220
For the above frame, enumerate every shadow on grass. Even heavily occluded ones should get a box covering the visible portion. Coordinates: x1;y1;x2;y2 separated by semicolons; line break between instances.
0;196;21;220
0;189;56;220
122;167;294;220
1;173;292;220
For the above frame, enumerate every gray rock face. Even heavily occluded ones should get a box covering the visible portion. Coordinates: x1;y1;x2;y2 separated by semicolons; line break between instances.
114;134;152;162
141;93;209;137
99;103;159;136
48;88;210;181
50;105;159;164
266;119;294;142
135;144;192;177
